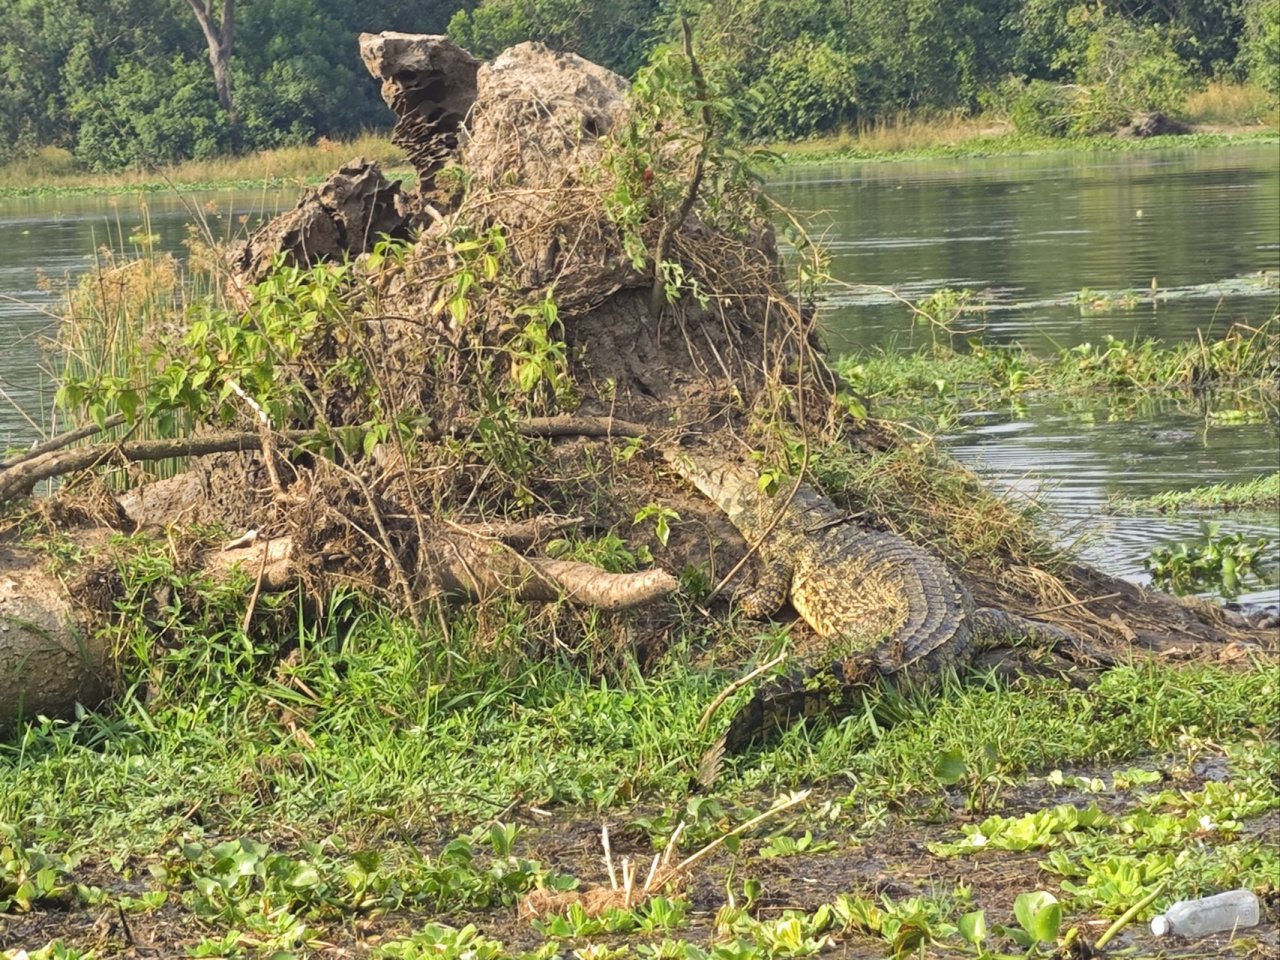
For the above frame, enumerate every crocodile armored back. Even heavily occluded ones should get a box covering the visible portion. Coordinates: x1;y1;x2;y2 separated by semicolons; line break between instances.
664;447;974;755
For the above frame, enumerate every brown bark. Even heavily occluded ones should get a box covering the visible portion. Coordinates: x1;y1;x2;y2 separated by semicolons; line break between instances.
1;527;677;724
210;533;678;610
0;417;650;503
0;431;312;502
0;545;110;722
0;414;126;471
186;0;238;150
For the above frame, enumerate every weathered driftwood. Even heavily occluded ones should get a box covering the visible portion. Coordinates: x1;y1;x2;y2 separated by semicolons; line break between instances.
205;532;678;609
0;525;677;723
0;417;651;503
0;545;110;722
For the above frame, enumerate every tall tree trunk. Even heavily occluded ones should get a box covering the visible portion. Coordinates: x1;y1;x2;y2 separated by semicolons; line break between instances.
186;0;239;151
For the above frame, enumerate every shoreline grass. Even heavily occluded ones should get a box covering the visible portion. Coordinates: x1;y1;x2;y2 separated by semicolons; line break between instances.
770;83;1278;163
772;122;1278;164
0;133;410;199
3;95;1276;199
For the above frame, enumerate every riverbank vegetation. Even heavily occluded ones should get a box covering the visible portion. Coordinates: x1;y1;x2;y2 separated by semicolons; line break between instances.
2;27;1275;960
834;311;1280;426
1;0;1277;174
1113;472;1280;513
0;135;408;198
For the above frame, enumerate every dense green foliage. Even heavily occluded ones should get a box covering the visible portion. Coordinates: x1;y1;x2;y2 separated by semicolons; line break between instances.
0;0;462;169
1;0;1276;169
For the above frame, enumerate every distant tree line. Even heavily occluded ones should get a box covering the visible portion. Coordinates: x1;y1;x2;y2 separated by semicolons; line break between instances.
1;0;1276;170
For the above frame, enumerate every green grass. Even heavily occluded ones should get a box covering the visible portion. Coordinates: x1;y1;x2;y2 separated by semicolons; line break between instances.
1113;472;1280;514
834;316;1280;430
2;533;1276;957
774;124;1279;165
0;134;410;198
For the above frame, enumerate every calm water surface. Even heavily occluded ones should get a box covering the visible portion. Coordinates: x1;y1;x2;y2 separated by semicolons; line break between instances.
0;188;291;444
1;147;1277;601
767;144;1280;604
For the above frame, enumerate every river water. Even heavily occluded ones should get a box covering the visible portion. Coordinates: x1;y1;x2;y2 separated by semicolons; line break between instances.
1;145;1277;602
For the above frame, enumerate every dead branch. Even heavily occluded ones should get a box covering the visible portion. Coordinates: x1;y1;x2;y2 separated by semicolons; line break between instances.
0;431;313;501
0;414;127;470
1;416;652;503
211;531;677;610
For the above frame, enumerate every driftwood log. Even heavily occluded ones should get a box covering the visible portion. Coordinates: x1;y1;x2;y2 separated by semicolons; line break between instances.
0;524;677;723
0;545;110;721
0;412;669;723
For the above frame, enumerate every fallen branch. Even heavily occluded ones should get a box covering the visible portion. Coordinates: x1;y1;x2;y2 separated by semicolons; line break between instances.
1;416;651;502
207;531;678;610
0;414;127;470
0;431;313;501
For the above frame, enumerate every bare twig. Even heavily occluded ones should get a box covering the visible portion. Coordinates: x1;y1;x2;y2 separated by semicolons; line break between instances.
696;651;788;733
648;17;712;321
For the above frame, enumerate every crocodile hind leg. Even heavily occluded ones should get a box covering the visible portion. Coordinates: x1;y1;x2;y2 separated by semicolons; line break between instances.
971;608;1116;666
698;661;865;786
734;555;793;619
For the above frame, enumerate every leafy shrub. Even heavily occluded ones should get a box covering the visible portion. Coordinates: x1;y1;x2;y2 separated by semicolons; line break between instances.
748;37;859;140
994;6;1200;138
1074;11;1197;132
71;55;226;170
993;77;1086;136
1241;0;1280;97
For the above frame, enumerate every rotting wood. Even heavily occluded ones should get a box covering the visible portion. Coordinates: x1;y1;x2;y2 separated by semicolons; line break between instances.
1;524;677;724
0;417;652;503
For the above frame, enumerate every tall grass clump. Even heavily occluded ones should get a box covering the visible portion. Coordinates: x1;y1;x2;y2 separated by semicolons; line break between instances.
1183;81;1280;127
48;203;245;475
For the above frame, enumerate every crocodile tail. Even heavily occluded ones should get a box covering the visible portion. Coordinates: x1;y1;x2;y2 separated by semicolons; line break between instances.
697;736;727;787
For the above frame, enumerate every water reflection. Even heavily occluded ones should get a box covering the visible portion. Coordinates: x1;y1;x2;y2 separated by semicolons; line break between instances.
769;144;1280;355
0;189;291;448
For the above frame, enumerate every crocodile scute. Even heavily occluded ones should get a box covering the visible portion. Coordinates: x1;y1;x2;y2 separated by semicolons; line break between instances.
664;446;1089;766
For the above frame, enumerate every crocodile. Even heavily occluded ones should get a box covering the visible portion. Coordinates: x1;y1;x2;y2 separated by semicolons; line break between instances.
664;447;1095;769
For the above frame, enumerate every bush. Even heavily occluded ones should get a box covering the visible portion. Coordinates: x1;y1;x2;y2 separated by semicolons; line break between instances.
1075;12;1197;132
994;77;1087;136
747;37;859;140
994;9;1198;138
1241;0;1280;97
71;56;226;170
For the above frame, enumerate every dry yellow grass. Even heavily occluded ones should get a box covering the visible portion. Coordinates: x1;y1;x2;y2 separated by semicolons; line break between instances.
0;133;407;192
773;113;1012;159
1183;81;1279;129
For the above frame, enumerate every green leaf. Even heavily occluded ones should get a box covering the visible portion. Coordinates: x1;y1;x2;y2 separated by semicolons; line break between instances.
934;750;967;785
1014;890;1062;943
958;909;987;945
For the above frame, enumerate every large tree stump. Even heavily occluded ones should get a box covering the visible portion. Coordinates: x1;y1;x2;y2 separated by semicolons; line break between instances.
0;546;109;722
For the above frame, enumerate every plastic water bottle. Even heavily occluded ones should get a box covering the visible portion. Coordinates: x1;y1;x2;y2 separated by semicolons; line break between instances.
1149;890;1260;937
